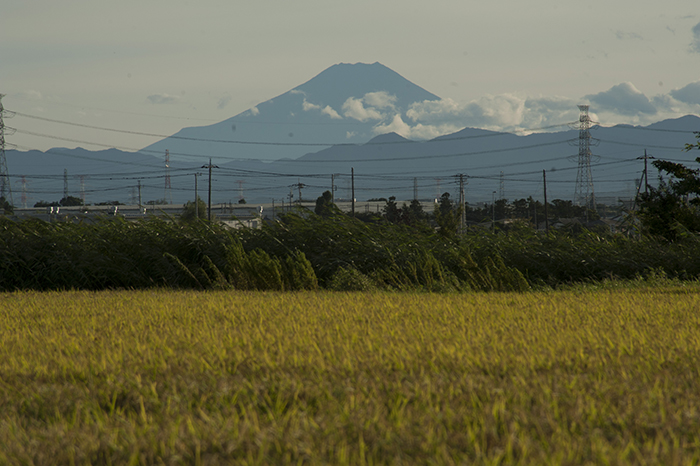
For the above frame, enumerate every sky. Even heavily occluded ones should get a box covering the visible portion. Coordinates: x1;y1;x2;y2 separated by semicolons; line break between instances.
2;0;700;153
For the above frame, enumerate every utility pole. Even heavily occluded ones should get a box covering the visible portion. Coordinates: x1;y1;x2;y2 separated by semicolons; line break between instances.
331;174;335;204
499;171;504;200
63;169;68;201
194;173;199;219
543;170;549;234
289;181;306;205
413;177;418;201
201;159;218;222
137;180;142;209
164;150;173;204
297;180;305;203
458;174;465;234
492;191;496;232
207;159;212;222
632;149;655;210
351;167;355;217
0;94;13;206
237;180;244;202
639;149;654;196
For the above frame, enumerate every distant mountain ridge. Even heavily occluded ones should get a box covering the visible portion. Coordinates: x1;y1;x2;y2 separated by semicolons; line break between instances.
5;62;700;207
6;114;699;206
140;62;440;162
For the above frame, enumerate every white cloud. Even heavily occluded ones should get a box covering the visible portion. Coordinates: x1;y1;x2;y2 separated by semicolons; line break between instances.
321;105;342;119
346;131;356;139
302;98;342;119
372;114;462;140
362;91;397;109
669;81;700;105
302;98;321;111
289;89;306;96
406;98;461;121
147;93;180;105
397;87;700;138
691;22;700;53
249;106;259;116
407;95;527;127
342;97;384;121
405;94;580;134
372;114;412;137
340;92;400;121
585;82;657;116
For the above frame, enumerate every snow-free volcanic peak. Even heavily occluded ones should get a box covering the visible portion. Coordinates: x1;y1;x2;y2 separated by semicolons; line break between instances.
140;62;441;162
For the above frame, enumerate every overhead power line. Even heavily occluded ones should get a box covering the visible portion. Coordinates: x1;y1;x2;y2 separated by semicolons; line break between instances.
9;127;576;164
12;110;578;147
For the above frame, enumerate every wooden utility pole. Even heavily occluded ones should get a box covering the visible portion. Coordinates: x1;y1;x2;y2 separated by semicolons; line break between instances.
458;174;465;234
194;173;199;219
208;159;212;221
201;159;218;222
351;167;355;217
543;170;549;234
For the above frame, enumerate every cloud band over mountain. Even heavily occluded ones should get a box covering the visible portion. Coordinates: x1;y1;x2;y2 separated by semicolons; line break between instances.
360;82;700;139
285;68;700;142
295;81;700;141
141;63;700;163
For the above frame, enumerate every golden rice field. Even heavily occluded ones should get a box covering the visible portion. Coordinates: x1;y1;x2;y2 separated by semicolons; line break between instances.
2;288;700;465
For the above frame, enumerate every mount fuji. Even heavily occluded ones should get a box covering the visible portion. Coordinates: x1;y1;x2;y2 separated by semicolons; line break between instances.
140;62;440;162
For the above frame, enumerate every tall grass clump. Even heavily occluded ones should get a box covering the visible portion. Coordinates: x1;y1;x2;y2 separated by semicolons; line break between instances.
0;217;317;291
466;226;700;287
239;212;529;292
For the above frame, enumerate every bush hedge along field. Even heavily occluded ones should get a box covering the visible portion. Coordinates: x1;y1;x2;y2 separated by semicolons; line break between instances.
3;212;700;292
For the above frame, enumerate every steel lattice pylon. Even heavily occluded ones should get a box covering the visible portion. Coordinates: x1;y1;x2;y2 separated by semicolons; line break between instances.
0;94;13;206
573;104;596;211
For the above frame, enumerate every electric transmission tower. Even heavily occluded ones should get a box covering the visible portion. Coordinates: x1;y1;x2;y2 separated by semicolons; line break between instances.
0;94;13;206
164;150;172;204
237;180;245;201
79;175;87;205
573;105;596;211
15;176;28;209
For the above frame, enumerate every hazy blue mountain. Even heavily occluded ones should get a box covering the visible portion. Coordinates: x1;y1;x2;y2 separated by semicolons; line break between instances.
5;147;198;206
6;115;699;207
140;62;440;163
267;115;700;205
5;60;699;208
